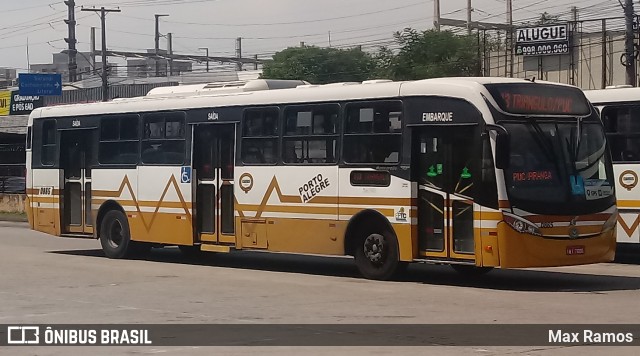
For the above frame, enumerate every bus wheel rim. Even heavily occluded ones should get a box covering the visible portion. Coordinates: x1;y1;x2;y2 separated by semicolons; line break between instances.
364;233;385;264
108;220;124;248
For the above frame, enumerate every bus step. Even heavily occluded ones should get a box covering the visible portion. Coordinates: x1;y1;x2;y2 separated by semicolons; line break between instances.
61;233;93;239
200;244;231;253
412;258;476;266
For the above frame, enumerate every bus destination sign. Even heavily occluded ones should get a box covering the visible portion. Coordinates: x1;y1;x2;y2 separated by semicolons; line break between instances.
486;83;591;116
515;24;570;56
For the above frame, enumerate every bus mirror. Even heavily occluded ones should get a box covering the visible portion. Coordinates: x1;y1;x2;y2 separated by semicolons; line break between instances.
486;125;510;169
495;131;510;169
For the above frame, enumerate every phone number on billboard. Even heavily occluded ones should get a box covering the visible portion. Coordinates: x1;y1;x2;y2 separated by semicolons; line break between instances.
517;43;569;56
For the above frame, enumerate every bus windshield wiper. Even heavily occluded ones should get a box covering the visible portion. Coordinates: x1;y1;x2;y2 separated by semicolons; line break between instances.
529;119;558;164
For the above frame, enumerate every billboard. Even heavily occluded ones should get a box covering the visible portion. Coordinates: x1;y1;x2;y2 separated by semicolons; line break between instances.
515;24;570;56
0;90;43;116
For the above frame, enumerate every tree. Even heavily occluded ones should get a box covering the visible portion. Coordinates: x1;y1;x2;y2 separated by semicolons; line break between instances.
535;12;560;25
376;29;479;80
261;46;375;84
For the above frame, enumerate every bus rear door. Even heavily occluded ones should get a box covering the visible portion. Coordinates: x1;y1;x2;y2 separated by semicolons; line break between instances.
192;123;236;246
60;129;95;235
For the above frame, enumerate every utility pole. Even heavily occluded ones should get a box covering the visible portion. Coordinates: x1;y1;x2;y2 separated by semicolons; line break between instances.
434;0;441;31
506;0;513;77
602;19;607;89
467;0;472;35
155;14;169;77
570;6;578;85
199;47;209;72
167;32;173;76
64;0;77;82
90;27;96;75
236;37;243;71
624;0;636;86
82;7;121;102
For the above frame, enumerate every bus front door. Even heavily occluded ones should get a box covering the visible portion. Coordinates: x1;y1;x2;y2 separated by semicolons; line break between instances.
193;124;236;245
60;130;94;235
414;126;478;261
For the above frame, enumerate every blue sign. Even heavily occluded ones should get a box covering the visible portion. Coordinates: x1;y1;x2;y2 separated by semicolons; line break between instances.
19;73;62;96
181;167;192;183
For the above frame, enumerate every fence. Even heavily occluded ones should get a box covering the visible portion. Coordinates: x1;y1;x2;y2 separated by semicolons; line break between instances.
0;164;24;194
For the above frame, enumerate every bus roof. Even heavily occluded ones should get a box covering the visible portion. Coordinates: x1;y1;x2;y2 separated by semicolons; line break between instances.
584;86;640;104
29;77;577;122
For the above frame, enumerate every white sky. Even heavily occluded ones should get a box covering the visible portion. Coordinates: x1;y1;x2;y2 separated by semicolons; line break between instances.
0;0;623;73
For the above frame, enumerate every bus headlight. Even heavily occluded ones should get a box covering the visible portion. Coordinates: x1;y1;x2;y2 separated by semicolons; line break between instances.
601;211;618;233
503;213;542;236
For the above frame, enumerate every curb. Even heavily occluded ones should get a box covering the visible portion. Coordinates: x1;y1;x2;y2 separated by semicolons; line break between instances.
0;213;28;223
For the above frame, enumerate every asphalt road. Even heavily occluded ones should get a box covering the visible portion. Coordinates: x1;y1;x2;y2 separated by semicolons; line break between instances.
1;221;639;355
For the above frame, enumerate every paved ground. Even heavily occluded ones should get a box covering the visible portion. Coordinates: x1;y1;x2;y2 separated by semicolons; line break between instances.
0;221;639;355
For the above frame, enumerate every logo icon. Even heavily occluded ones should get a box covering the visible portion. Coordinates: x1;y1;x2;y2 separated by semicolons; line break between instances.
395;208;408;221
180;167;192;183
568;217;579;239
7;326;40;345
619;170;638;191
239;173;254;193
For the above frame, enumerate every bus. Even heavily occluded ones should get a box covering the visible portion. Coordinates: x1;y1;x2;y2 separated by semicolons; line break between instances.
584;86;640;251
26;77;617;280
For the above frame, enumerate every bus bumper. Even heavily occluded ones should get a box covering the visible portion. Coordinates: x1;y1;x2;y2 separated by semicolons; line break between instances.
495;222;616;268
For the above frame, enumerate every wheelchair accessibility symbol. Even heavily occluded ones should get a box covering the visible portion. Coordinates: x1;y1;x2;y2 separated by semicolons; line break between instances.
181;167;192;183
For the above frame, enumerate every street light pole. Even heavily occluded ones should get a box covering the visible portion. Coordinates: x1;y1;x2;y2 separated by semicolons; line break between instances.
154;14;169;77
199;47;209;72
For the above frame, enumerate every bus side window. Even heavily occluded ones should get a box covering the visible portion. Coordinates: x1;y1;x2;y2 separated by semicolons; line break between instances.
241;108;279;165
344;102;402;164
41;120;56;166
282;104;339;164
475;133;498;209
602;106;640;162
141;112;185;165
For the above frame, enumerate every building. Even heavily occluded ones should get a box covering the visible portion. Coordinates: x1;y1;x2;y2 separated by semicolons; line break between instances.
0;68;17;89
126;50;192;78
30;51;115;82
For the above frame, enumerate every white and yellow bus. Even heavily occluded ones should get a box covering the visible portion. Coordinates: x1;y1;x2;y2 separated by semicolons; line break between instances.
585;86;640;251
26;77;617;280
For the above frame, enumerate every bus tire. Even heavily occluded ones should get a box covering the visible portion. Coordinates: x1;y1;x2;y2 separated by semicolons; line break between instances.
100;210;133;259
354;230;400;280
451;264;494;276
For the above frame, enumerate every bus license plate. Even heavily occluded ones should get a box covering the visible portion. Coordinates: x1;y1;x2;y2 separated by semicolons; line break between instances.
566;246;585;255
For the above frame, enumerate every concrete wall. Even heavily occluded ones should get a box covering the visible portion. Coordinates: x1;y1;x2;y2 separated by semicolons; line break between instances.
0;194;26;213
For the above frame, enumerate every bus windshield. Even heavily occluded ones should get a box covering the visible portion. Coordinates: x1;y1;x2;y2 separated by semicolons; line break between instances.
502;119;615;215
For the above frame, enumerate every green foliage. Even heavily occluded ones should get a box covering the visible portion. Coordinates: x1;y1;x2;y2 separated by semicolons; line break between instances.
261;28;480;83
261;46;375;84
378;29;479;81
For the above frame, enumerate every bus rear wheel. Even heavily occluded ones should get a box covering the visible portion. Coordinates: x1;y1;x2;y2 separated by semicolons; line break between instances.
354;231;400;280
100;210;134;259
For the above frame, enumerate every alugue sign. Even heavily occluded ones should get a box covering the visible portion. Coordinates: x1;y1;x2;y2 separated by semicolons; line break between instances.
515;24;570;56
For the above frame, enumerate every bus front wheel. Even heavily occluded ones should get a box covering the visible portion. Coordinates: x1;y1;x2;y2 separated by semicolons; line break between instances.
100;210;133;259
354;231;400;280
